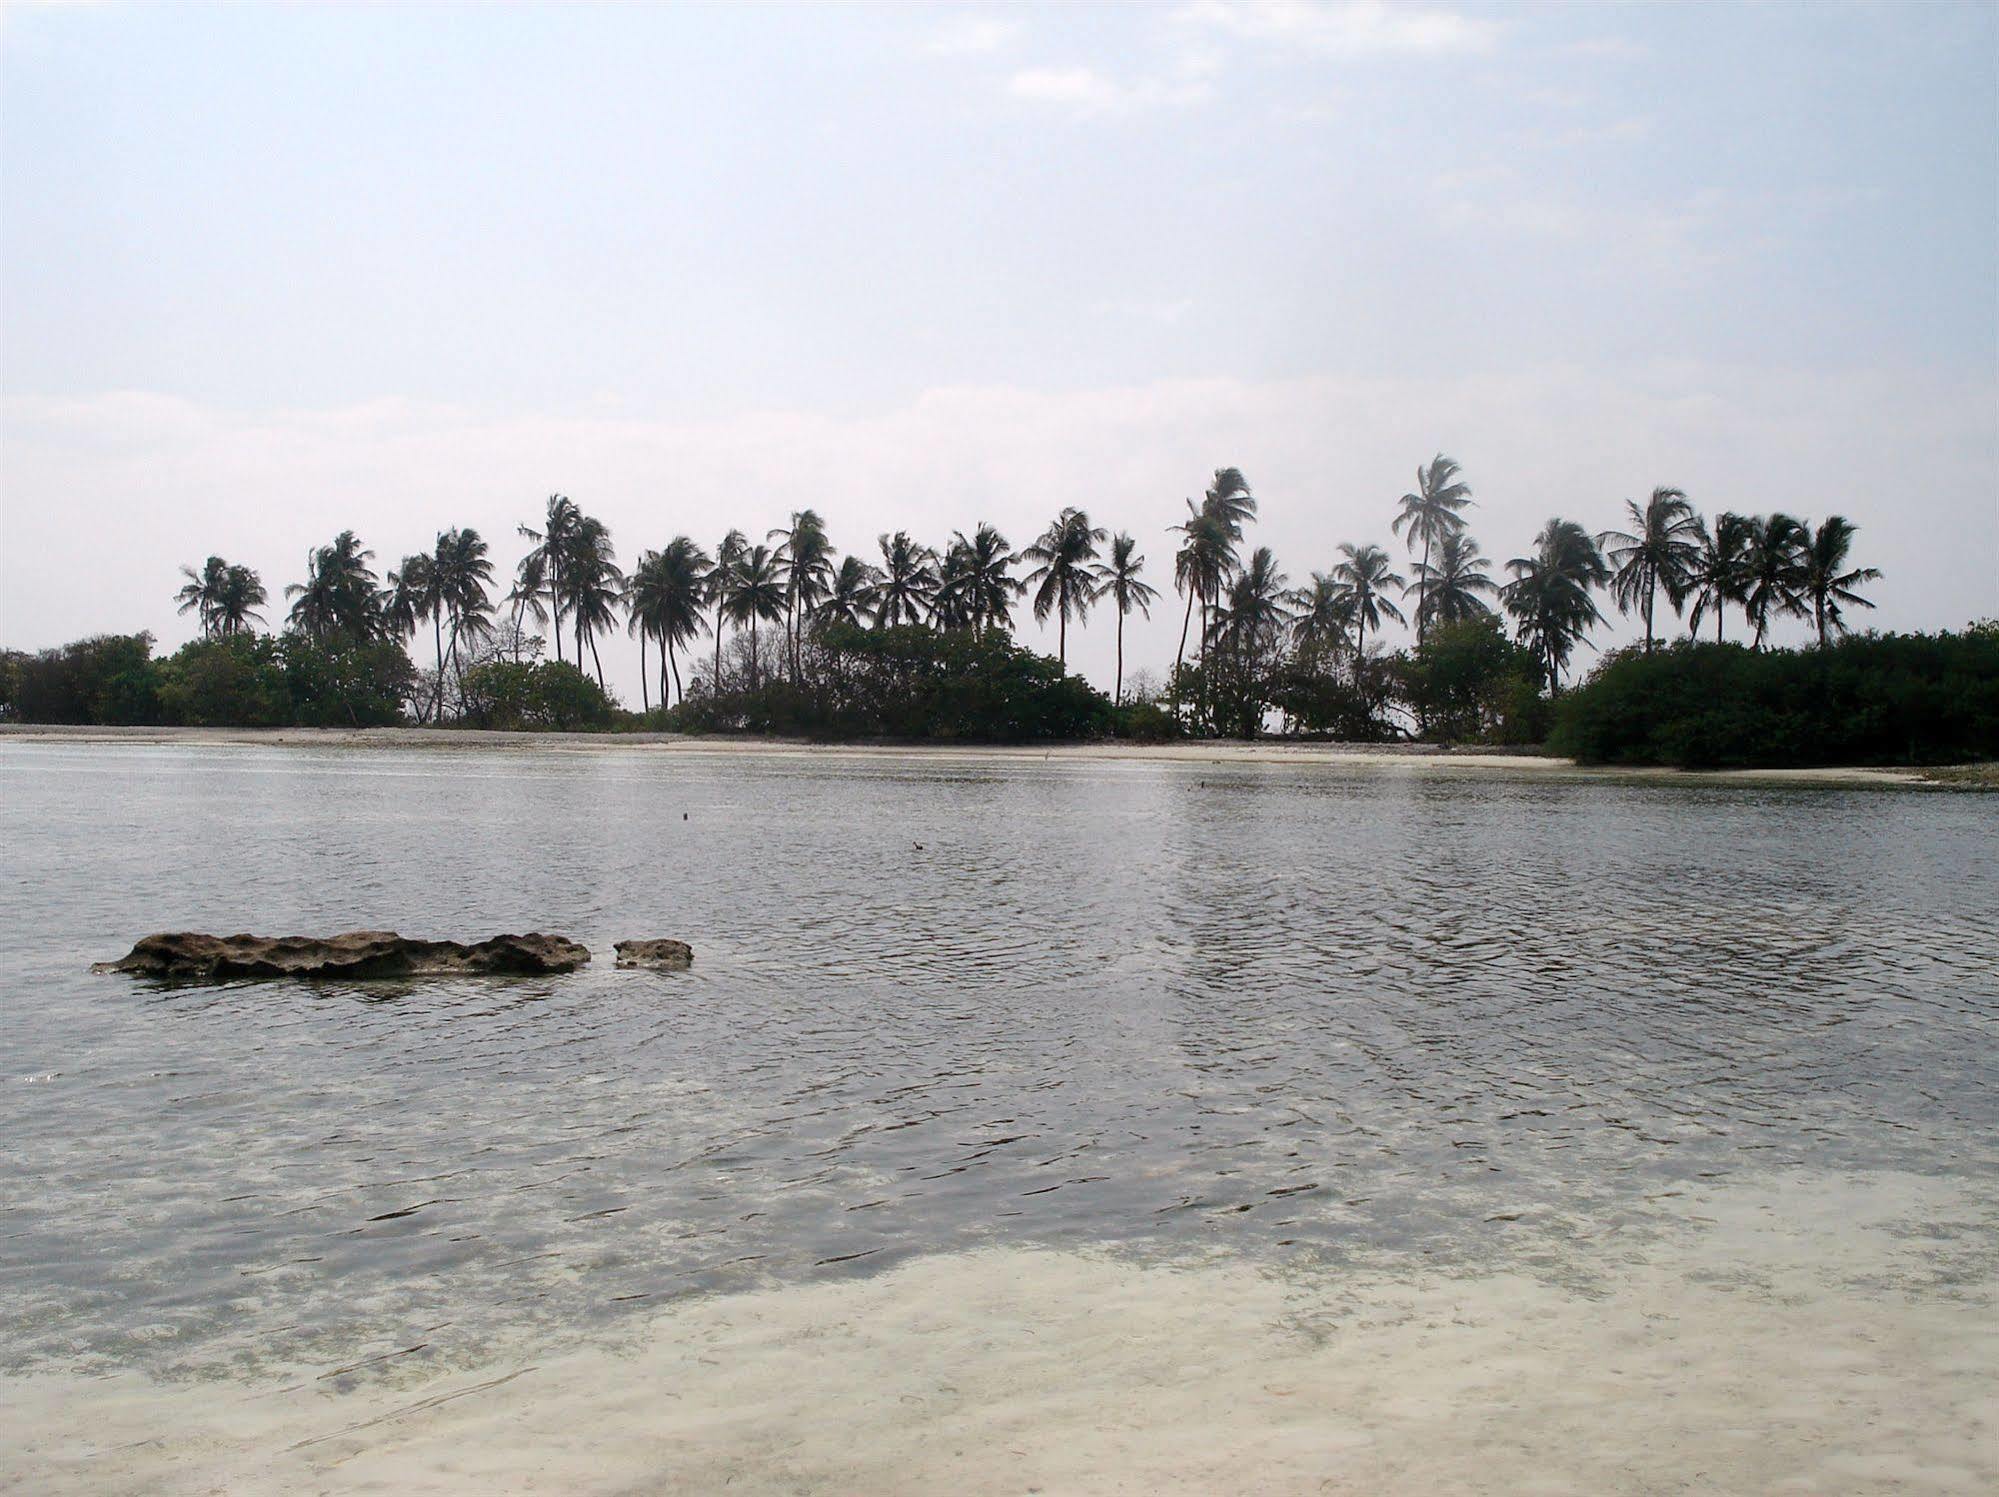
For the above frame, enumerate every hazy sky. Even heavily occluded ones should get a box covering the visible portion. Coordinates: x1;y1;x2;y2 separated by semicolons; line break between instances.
3;1;1995;701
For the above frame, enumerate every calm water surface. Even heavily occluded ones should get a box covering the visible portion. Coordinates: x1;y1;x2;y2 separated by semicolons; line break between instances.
2;743;1994;1383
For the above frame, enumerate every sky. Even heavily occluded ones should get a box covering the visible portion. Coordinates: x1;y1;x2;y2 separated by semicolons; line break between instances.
3;0;1995;704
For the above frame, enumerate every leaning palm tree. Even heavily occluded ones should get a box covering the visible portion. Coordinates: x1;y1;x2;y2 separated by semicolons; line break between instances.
1392;455;1474;641
873;531;939;628
705;529;748;691
936;523;1019;635
1686;510;1751;644
1022;507;1107;667
1093;533;1158;704
1331;542;1407;663
1501;518;1609;687
1741;513;1810;649
1599;487;1703;653
1407;530;1495;634
175;557;229;637
285;530;381;641
1168;468;1255;674
1289;573;1355;661
562;517;623;688
505;549;550;663
819;554;882;629
517;495;579;666
725;543;787;689
1798;516;1881;647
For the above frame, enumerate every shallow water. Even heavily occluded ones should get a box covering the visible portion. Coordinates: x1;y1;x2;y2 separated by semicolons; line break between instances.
2;742;1995;1398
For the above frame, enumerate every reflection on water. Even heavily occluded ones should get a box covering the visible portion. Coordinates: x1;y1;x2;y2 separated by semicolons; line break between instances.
1;743;1994;1381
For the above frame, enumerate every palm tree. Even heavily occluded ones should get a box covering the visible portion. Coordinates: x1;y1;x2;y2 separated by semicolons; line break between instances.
874;531;938;628
1022;507;1107;667
563;516;623;688
933;539;976;630
1741;513;1810;649
1093;533;1158;704
506;549;550;663
1501;518;1609;687
706;529;747;691
517;495;579;666
820;554;882;629
285;530;381;640
1169;468;1255;674
1331;542;1407;663
1393;455;1474;641
936;523;1018;635
430;527;495;714
1600;487;1702;653
770;509;834;682
176;557;265;637
1799;516;1881;647
1289;573;1354;660
725;543;787;688
627;537;712;709
1686;511;1751;644
382;553;436;716
176;557;228;635
1406;530;1495;634
1209;545;1290;668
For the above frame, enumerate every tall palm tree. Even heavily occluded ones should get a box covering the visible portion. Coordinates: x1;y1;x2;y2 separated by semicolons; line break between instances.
382;553;436;717
1289;573;1354;660
177;556;229;636
874;531;939;628
563;516;623;688
517;495;580;666
706;529;748;691
1406;530;1495;634
770;509;835;682
1022;507;1107;667
1209;545;1291;672
1741;513;1809;649
627;537;712;709
1169;468;1255;674
725;543;787;688
1686;511;1751;644
285;530;380;641
1600;487;1702;653
176;557;266;637
1093;533;1158;705
1501;518;1609;687
1392;454;1474;641
936;523;1018;635
431;527;495;714
820;554;882;629
505;549;550;663
1331;542;1407;663
1799;516;1881;647
933;539;976;631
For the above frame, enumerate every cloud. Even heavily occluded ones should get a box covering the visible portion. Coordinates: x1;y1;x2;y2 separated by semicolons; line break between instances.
1176;0;1498;58
924;16;1018;57
1007;64;1212;115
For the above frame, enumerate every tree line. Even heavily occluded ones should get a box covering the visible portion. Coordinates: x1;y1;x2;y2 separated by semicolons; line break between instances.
158;458;1886;729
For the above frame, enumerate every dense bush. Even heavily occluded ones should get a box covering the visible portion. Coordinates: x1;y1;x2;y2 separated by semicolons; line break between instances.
1395;618;1548;745
1550;627;1999;768
459;660;619;730
664;624;1114;741
1;634;161;725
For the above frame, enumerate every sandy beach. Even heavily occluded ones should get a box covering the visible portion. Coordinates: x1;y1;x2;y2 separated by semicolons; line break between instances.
4;1167;1992;1496
0;722;1974;789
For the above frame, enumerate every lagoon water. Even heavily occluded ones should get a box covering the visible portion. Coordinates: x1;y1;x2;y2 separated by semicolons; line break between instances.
2;741;1995;1492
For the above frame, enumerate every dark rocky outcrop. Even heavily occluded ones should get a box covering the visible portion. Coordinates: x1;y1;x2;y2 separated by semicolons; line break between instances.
613;939;694;970
92;931;591;979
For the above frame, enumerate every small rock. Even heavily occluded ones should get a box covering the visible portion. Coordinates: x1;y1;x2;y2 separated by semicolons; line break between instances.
614;939;694;970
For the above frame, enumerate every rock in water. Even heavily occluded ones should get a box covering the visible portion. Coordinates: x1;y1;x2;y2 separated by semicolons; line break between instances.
92;931;591;979
613;939;694;970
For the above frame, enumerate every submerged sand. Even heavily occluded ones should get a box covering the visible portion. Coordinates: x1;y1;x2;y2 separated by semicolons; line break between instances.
0;723;1968;787
6;1168;1993;1495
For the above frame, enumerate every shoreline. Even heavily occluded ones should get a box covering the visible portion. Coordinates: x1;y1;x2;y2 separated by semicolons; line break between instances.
0;722;1981;788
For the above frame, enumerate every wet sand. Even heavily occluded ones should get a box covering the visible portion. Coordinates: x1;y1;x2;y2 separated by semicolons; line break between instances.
0;723;1971;788
6;1169;1993;1496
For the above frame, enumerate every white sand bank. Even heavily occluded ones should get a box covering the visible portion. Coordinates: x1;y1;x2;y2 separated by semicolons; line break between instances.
5;1170;1993;1495
0;723;1963;786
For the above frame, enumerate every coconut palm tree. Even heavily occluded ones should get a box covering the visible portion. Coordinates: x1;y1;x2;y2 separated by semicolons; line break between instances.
874;531;939;628
725;543;787;688
1686;511;1751;644
1289;573;1354;660
933;539;976;631
701;529;748;691
1022;507;1107;667
1169;468;1255;674
1393;455;1474;641
430;527;495;713
820;554;882;629
1093;533;1158;704
1799;516;1881;647
176;557;265;638
770;509;835;682
1209;545;1290;668
935;523;1018;635
1741;513;1810;649
1331;543;1407;663
176;557;229;635
1599;488;1702;653
381;553;437;716
505;549;550;663
627;537;712;709
1501;518;1609;687
1406;530;1496;634
562;516;623;688
517;495;580;665
285;530;381;641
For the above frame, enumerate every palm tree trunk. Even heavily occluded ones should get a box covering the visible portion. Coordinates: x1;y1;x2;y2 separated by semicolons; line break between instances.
1417;534;1431;643
433;613;446;721
667;635;680;706
749;627;759;690
1058;606;1067;668
1115;609;1124;706
639;632;650;713
588;633;605;689
1644;574;1656;654
1175;588;1194;678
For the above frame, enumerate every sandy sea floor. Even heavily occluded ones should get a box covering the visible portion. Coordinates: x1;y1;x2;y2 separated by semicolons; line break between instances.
5;1168;1993;1496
